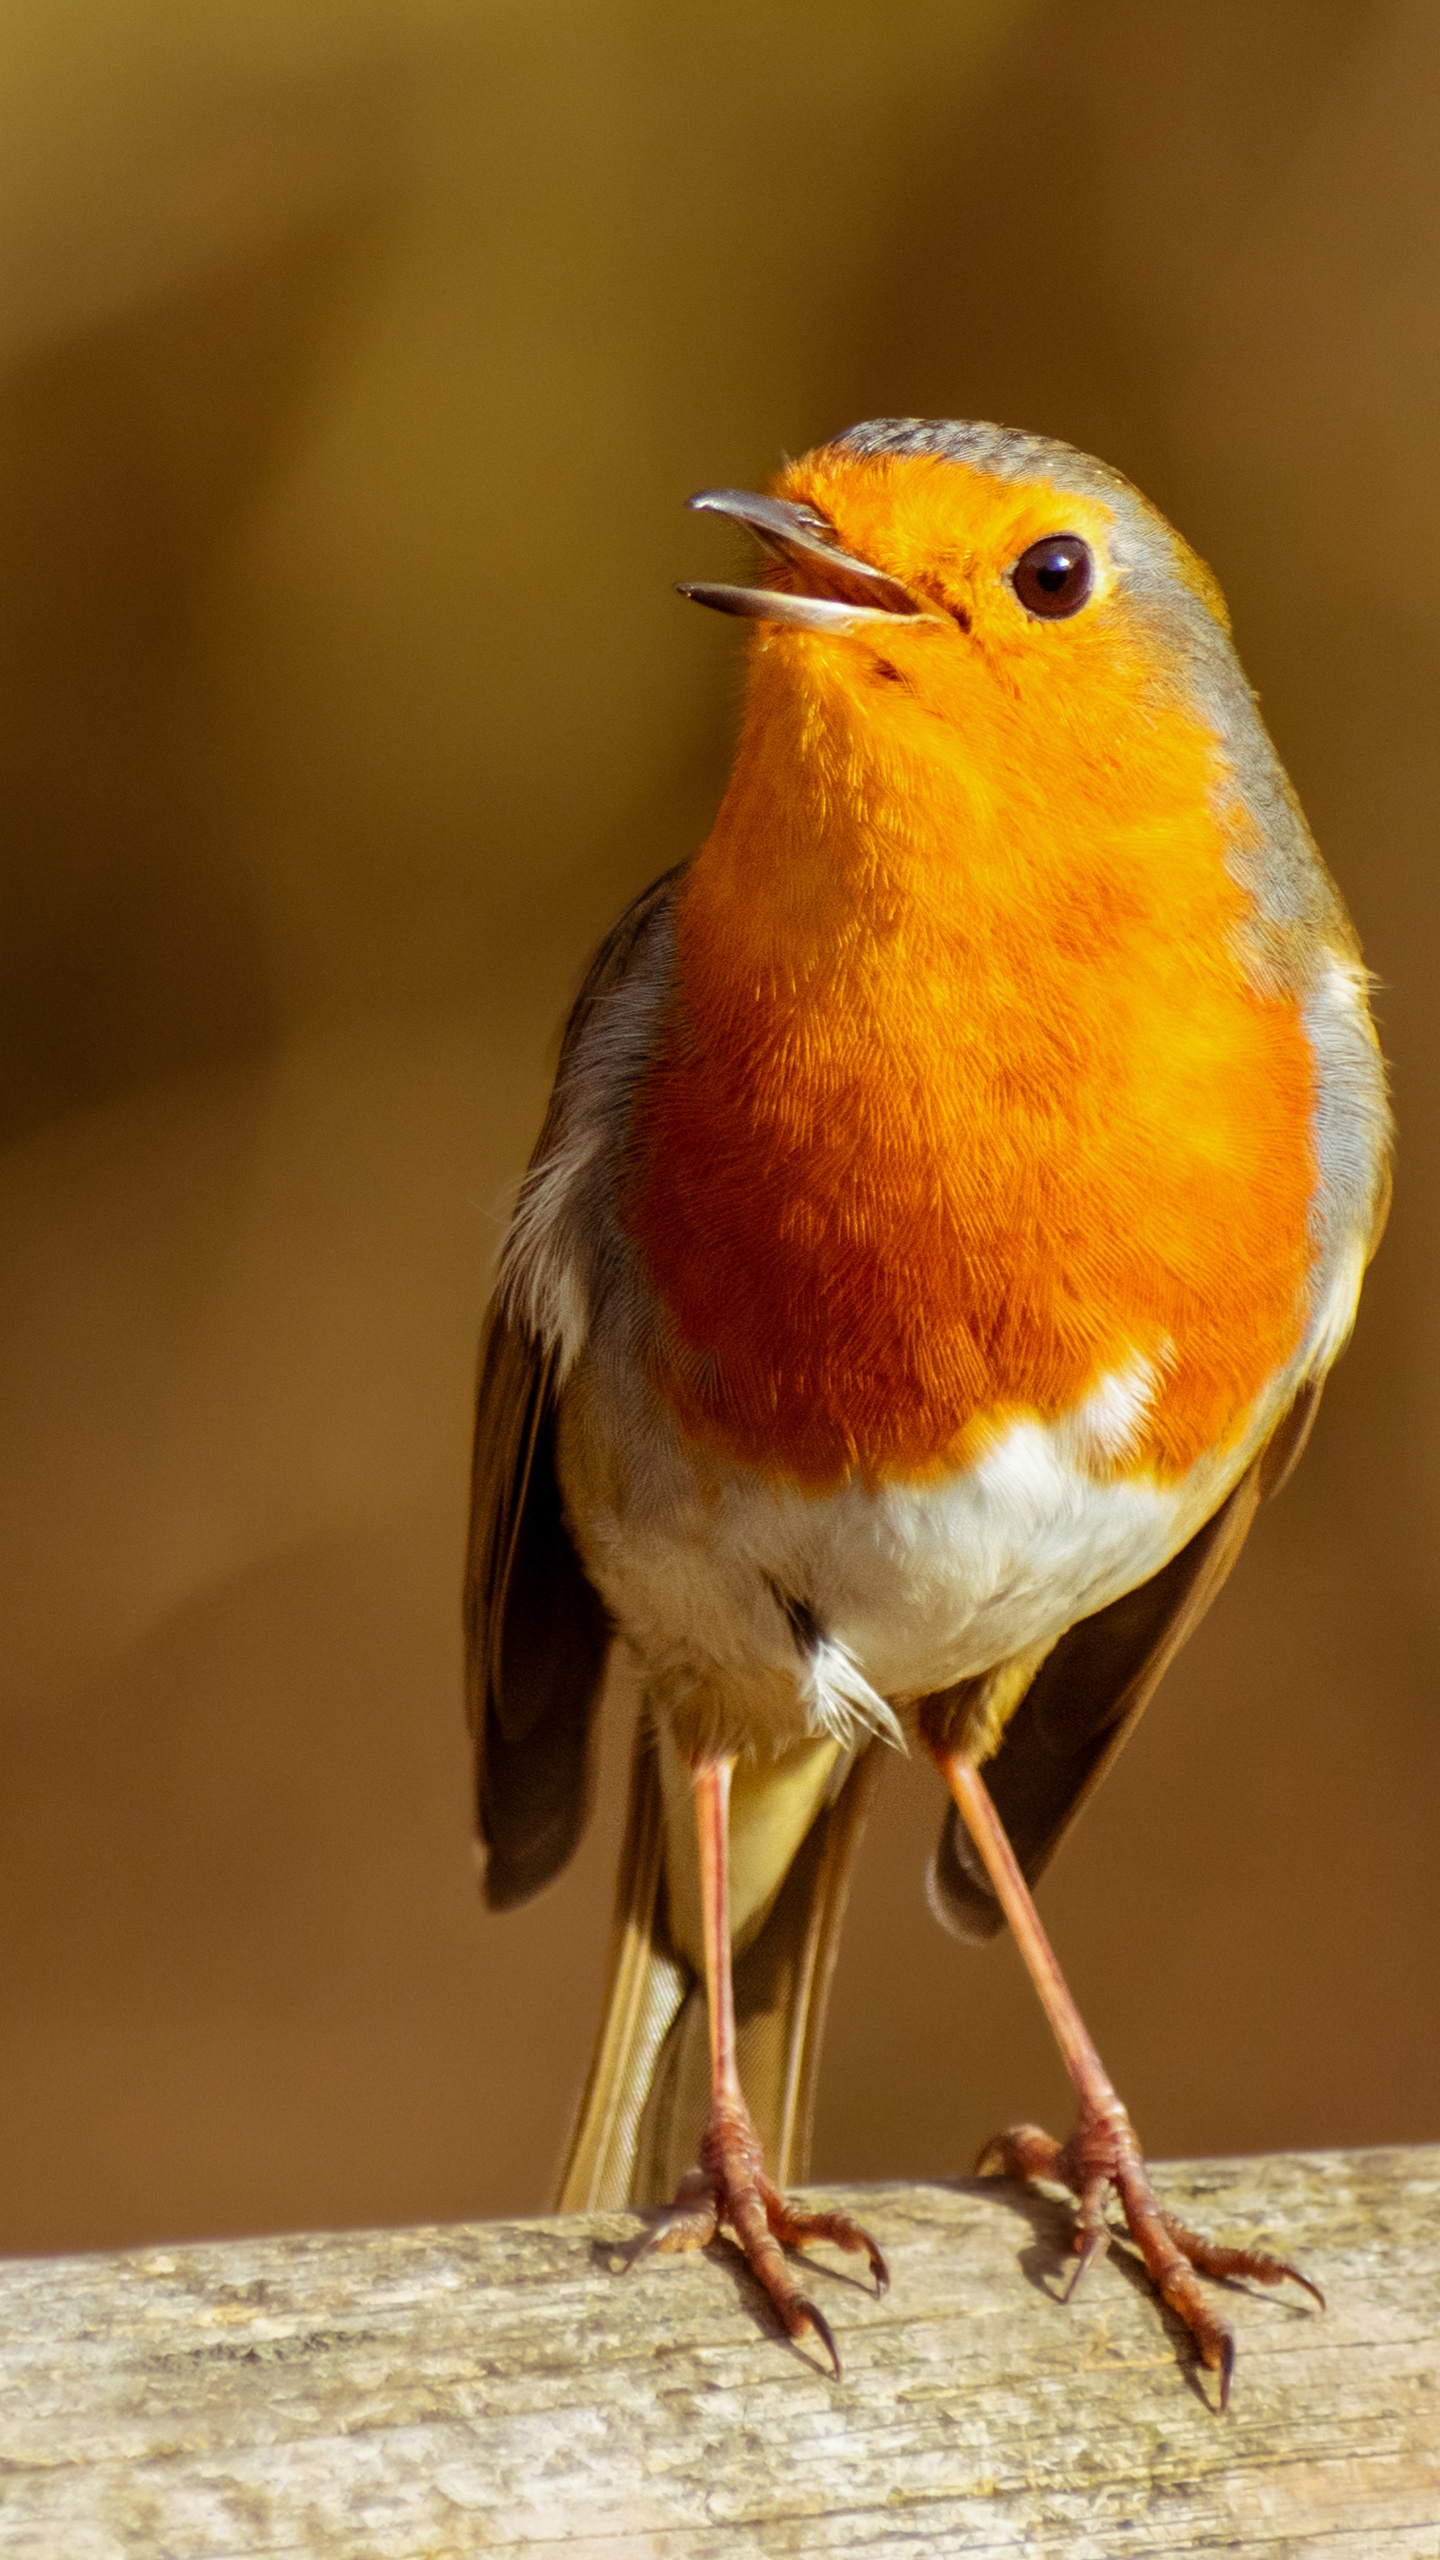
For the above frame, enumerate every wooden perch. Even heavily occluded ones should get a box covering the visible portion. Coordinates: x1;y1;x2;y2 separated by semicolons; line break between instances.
1;2146;1437;2555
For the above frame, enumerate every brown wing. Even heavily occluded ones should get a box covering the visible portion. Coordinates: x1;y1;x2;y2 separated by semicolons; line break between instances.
929;1379;1324;1944
463;866;684;1912
463;1306;611;1909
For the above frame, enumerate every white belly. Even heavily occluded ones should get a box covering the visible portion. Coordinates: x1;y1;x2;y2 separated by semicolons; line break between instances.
557;1355;1234;1753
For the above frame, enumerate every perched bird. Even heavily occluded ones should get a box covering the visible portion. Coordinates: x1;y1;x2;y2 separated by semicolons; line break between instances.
465;419;1389;2402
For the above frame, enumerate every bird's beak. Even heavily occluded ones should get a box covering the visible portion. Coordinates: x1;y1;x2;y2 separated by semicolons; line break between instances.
678;488;943;633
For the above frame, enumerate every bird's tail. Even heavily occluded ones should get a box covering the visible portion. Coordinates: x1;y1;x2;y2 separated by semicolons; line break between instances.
556;1717;883;2209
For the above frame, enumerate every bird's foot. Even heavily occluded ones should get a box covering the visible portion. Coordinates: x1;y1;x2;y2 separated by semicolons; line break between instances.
633;2094;887;2377
978;2103;1322;2408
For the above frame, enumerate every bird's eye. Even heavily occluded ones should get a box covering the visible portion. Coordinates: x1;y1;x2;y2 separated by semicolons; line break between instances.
1010;535;1094;620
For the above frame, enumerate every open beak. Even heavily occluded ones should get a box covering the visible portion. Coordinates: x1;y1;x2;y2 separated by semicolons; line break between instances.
678;487;942;634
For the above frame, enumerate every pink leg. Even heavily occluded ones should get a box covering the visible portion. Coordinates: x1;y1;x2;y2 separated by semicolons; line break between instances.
934;1745;1321;2409
634;1754;886;2377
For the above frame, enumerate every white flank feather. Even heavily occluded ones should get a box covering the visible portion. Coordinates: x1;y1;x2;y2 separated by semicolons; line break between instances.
798;1635;905;1750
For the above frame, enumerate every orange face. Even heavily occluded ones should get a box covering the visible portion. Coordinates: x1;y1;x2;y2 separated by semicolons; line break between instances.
623;444;1318;1489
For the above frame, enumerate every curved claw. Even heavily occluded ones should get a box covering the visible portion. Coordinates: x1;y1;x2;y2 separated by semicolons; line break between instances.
1242;2247;1325;2313
1062;2215;1111;2302
1227;2248;1326;2313
792;2294;842;2382
1217;2330;1236;2414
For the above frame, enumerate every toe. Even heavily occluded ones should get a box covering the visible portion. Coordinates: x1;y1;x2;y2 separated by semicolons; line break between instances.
627;2114;873;2376
631;2166;721;2263
976;2123;1064;2183
633;2201;718;2262
1175;2288;1237;2411
1157;2211;1324;2308
756;2179;890;2294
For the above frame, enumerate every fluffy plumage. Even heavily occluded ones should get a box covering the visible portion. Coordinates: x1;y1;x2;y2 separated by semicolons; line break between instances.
624;442;1359;1486
466;419;1390;2210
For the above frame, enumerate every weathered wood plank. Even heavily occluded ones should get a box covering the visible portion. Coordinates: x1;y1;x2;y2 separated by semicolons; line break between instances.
1;2148;1436;2557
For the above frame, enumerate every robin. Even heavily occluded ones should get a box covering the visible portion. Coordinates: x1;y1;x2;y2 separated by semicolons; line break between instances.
465;418;1390;2403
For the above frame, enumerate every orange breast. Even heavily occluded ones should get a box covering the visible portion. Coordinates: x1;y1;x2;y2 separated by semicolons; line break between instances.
622;629;1317;1489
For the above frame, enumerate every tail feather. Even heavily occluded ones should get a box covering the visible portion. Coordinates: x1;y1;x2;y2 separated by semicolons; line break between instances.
555;1726;685;2211
557;1721;883;2210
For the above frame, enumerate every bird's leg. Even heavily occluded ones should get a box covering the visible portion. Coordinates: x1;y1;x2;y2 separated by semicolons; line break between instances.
931;1743;1321;2408
633;1751;886;2376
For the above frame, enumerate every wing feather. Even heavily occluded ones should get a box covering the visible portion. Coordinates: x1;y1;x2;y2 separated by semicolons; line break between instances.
463;868;683;1912
463;1306;611;1910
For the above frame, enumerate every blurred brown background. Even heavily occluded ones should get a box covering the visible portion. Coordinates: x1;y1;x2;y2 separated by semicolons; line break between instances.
2;0;1437;2257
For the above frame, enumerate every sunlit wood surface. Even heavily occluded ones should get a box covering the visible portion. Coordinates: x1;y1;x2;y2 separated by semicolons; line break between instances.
1;2147;1436;2556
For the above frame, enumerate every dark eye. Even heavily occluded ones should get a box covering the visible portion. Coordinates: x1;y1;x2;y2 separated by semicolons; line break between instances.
1011;534;1094;620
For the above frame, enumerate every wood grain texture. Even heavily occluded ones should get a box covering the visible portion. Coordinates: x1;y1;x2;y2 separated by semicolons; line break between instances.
1;2148;1436;2557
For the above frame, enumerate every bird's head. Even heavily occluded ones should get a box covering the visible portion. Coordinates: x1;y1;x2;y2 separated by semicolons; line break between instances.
681;419;1240;765
677;419;1326;994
